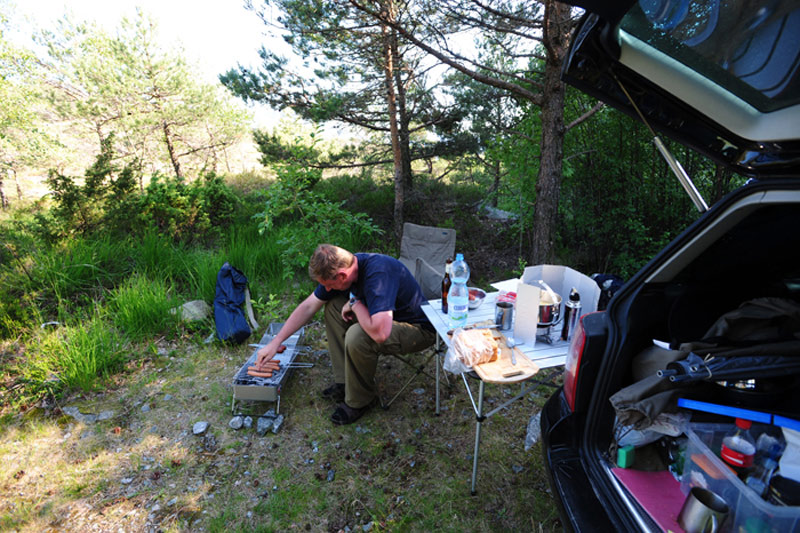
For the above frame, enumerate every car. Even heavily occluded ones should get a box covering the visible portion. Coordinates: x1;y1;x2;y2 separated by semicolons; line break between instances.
540;0;800;531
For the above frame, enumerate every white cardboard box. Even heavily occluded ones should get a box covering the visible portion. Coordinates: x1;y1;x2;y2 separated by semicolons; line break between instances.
493;265;600;346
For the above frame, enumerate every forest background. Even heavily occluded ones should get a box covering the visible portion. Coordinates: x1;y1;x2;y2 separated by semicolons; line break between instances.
1;1;746;531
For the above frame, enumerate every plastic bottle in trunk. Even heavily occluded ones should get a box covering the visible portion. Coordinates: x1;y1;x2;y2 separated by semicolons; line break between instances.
721;418;756;480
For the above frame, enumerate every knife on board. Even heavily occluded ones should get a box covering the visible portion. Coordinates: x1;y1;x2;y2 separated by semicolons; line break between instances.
446;324;499;336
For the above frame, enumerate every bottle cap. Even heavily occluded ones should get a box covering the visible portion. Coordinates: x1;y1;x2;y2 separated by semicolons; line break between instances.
455;253;463;261
736;418;753;430
569;288;580;301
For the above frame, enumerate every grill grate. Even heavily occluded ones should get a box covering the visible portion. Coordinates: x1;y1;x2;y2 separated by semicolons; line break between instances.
231;323;306;408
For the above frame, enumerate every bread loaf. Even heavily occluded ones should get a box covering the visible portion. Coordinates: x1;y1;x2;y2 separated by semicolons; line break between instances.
453;328;498;367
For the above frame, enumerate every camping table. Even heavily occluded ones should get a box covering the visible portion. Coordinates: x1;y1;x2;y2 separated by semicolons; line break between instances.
421;289;569;494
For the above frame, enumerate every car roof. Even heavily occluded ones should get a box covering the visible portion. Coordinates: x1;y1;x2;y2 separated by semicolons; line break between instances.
562;0;800;177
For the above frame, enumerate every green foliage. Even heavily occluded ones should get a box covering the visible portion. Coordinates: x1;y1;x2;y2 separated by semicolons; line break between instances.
255;137;381;279
108;274;181;341
558;98;745;278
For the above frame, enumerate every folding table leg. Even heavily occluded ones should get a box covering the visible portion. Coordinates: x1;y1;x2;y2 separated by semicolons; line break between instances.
470;380;486;495
435;335;441;415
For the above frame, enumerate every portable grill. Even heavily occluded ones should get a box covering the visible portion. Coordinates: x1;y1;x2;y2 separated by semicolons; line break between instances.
231;323;307;413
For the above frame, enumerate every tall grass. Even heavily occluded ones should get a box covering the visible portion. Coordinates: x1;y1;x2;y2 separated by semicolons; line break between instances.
135;231;224;300
108;274;181;341
25;310;126;393
30;235;132;308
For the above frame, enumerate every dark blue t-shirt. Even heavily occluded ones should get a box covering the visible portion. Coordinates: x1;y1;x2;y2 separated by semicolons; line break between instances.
313;253;433;331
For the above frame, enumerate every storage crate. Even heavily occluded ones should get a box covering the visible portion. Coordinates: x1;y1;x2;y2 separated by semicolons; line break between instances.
682;423;800;532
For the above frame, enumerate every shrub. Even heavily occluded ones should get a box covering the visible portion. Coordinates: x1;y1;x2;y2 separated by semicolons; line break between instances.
39;137;240;245
255;138;381;280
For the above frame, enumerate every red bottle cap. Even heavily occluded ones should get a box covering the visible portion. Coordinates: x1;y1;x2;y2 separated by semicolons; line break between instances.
735;418;752;430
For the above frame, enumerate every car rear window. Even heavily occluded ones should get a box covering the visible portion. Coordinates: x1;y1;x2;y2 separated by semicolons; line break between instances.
619;0;800;113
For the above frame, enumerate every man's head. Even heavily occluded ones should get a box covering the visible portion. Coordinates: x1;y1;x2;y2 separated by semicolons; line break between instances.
309;244;357;291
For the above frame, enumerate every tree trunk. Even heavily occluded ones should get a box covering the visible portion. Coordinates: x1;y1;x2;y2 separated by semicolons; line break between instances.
492;158;501;208
0;170;7;209
162;119;183;180
392;35;413;196
382;18;405;245
530;0;571;265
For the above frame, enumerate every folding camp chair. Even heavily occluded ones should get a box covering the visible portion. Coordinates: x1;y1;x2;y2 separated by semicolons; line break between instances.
381;223;456;408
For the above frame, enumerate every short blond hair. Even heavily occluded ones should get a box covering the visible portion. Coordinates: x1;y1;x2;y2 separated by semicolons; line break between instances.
308;244;354;281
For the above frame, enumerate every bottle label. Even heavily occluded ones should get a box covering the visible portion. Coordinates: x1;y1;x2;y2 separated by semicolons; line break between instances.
721;443;755;468
451;303;467;316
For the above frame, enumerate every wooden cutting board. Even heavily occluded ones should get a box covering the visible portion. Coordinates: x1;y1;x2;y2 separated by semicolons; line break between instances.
473;330;539;383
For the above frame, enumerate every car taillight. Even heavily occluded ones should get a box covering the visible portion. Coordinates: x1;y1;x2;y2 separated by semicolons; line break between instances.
563;314;587;412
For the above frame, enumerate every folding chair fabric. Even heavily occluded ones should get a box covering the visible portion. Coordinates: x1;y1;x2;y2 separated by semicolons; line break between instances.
398;222;456;300
380;223;455;409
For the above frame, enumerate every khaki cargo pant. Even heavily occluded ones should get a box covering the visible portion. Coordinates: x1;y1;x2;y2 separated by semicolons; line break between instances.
324;294;436;408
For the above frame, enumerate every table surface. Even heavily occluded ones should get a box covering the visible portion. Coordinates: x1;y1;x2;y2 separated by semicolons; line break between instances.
421;291;569;369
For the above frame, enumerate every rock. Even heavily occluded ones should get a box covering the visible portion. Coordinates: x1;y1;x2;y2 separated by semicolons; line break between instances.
62;406;99;424
192;421;209;435
163;394;173;401
167;498;177;506
171;300;212;321
272;414;284;433
326;469;335;482
141;404;150;413
98;410;114;421
481;205;518;221
243;416;253;429
229;416;244;430
256;416;274;436
511;465;524;474
62;406;80;418
121;477;133;484
362;522;373;532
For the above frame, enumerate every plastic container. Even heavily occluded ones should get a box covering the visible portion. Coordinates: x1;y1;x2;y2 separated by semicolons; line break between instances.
447;253;470;329
682;423;800;533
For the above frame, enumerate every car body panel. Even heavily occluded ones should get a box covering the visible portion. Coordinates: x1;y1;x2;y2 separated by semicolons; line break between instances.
562;1;800;178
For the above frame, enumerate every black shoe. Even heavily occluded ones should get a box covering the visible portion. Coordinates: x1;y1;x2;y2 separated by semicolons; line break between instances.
322;383;345;402
330;401;372;425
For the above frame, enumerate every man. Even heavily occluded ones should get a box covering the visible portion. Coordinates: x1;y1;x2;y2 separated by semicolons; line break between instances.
255;244;436;425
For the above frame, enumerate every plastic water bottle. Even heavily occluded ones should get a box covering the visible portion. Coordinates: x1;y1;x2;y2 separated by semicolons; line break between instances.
447;253;470;329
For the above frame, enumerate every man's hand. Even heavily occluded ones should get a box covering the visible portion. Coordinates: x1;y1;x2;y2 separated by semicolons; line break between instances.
342;298;356;322
255;342;278;370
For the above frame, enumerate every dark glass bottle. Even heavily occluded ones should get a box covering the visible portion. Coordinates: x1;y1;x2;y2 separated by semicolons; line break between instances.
441;258;452;313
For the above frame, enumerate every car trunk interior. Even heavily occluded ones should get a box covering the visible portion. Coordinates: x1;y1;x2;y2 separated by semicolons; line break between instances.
590;184;800;529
